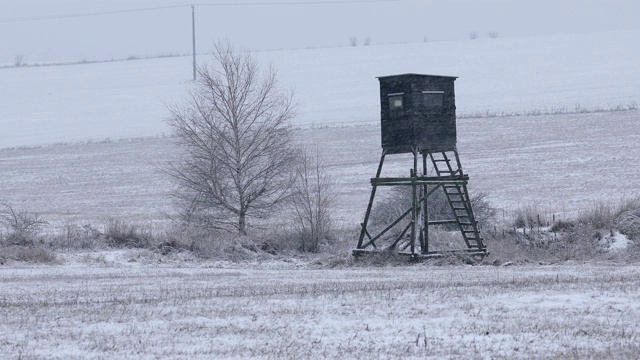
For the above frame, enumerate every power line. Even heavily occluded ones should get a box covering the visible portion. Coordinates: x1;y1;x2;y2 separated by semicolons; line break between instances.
0;0;403;23
0;5;186;23
193;0;403;5
1;0;405;80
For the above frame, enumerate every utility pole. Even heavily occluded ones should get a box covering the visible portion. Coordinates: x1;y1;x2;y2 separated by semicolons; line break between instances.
191;4;196;81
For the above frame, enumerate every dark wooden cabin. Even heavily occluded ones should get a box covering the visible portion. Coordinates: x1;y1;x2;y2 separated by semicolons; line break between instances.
378;73;458;154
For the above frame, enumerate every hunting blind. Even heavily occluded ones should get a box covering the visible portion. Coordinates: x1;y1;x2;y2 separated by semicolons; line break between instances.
354;73;487;259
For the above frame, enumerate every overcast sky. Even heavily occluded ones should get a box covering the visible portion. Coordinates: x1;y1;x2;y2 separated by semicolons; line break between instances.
1;0;639;64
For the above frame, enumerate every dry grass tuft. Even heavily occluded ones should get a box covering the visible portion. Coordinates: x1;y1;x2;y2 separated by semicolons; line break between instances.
104;219;152;248
0;246;58;264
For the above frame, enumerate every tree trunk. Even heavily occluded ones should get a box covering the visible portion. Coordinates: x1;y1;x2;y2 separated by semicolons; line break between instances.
238;212;247;235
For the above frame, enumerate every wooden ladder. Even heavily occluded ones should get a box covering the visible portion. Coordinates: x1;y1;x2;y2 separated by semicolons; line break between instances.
429;151;485;250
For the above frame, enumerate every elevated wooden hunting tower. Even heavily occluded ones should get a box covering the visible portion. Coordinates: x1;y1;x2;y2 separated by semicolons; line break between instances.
354;73;487;259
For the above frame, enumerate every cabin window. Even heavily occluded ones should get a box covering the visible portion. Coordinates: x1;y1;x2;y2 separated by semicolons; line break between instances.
388;93;404;110
417;90;444;108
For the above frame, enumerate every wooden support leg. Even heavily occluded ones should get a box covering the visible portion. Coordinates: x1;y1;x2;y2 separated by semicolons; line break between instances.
357;150;387;249
422;152;429;254
410;147;419;255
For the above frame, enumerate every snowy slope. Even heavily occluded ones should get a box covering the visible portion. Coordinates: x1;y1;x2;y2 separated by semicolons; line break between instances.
1;30;639;149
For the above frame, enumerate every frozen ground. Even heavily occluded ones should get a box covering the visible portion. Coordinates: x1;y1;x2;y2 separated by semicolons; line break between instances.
1;111;639;229
1;260;639;359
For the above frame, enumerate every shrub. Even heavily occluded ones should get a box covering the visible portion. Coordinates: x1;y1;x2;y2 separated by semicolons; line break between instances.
577;198;640;230
510;205;549;228
0;201;48;246
611;198;640;240
370;186;496;228
49;223;104;250
290;148;337;252
162;223;272;260
104;219;152;248
551;220;575;232
470;192;497;226
487;198;640;264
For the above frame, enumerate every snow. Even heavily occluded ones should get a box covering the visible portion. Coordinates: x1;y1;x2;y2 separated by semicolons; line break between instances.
3;29;640;359
3;29;640;226
2;110;640;229
1;30;639;149
1;262;640;359
601;231;631;251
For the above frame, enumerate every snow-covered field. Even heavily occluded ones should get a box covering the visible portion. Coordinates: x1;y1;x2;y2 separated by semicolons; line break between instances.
1;30;639;148
1;111;639;228
1;30;639;224
1;260;639;359
1;30;639;227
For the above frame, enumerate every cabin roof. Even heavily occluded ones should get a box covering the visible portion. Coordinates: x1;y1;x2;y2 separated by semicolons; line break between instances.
376;73;458;80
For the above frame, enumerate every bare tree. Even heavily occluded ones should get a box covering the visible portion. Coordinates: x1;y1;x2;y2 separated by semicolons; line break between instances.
290;149;336;252
166;42;297;235
14;54;24;67
349;37;358;46
468;31;479;40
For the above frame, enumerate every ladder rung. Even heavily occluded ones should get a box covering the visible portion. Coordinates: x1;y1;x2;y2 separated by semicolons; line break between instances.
433;159;450;162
